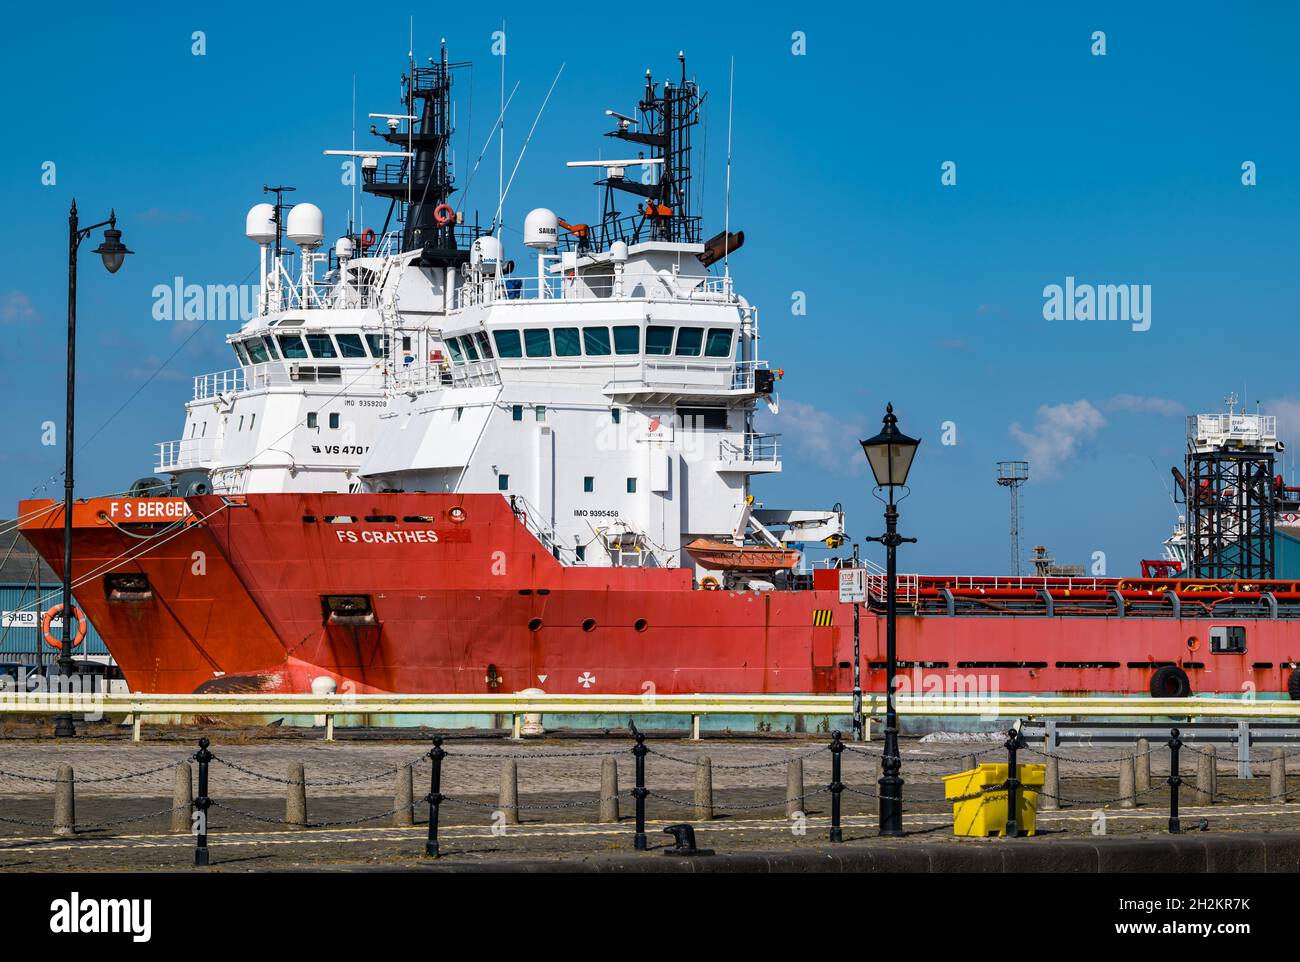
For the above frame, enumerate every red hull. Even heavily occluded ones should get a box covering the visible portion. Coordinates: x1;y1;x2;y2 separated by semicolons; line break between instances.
18;498;287;693
188;493;1300;697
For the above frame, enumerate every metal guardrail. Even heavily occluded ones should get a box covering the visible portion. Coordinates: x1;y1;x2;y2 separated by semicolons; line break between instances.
1025;718;1300;780
5;691;1300;735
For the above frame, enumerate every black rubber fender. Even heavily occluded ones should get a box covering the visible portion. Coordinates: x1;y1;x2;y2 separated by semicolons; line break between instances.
1288;668;1300;701
1150;665;1192;698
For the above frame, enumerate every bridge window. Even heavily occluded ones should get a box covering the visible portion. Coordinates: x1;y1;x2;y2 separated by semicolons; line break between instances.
305;334;337;358
474;332;494;359
365;334;388;358
277;334;308;359
524;329;552;358
232;341;250;365
459;335;480;362
493;329;523;358
554;327;581;357
244;339;270;364
705;329;733;357
262;335;280;359
678;407;727;429
446;338;464;363
674;327;703;356
583;327;611;356
335;333;367;358
646;326;674;355
613;326;640;355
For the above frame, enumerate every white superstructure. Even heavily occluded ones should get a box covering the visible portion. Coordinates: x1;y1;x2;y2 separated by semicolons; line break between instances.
359;218;842;575
154;198;461;495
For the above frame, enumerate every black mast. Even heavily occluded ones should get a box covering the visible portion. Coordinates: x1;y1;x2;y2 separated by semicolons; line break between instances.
598;52;705;247
363;42;471;268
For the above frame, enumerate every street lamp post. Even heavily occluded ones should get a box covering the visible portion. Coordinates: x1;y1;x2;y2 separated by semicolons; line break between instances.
55;200;131;738
861;402;919;837
851;542;862;742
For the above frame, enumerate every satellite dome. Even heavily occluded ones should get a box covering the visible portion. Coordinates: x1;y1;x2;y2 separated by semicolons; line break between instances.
470;235;503;273
245;203;276;245
286;203;324;249
523;208;559;250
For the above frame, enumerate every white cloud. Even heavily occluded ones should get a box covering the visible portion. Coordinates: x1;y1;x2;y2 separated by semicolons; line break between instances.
1263;396;1300;446
757;398;868;473
1103;394;1183;416
0;291;40;324
1009;399;1107;479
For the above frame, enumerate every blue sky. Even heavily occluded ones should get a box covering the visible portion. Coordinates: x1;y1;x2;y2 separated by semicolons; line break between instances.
3;2;1299;575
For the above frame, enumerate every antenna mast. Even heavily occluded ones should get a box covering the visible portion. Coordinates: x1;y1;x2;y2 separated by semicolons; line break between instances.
996;461;1030;576
596;52;705;247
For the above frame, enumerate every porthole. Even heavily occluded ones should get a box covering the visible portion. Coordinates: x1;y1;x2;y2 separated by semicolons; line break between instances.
582;618;596;632
528;617;543;632
634;618;648;633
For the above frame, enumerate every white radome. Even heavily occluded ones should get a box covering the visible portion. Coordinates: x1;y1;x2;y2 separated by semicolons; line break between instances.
523;208;559;250
470;235;503;273
286;203;325;249
245;203;276;245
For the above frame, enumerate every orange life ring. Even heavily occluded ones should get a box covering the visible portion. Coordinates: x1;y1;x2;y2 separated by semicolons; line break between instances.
360;228;376;248
42;604;86;650
701;576;720;591
433;204;455;226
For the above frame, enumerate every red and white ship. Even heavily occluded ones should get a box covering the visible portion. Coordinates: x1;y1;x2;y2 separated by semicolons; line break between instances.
19;51;1300;703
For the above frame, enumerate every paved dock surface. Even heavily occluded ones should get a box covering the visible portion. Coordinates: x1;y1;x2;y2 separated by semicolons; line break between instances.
0;728;1294;871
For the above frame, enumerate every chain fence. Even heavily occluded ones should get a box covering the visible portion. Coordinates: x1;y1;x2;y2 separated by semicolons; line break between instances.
0;721;1294;863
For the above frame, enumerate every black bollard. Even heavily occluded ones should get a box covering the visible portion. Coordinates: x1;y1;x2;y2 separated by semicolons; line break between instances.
1167;727;1182;835
193;736;212;867
1004;726;1026;838
631;722;648;851
424;735;446;857
829;730;844;842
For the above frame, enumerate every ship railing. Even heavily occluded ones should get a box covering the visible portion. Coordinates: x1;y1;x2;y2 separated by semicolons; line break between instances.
505;493;558;553
456;272;736;308
937;575;1114;592
718;432;781;465
863;557;919;605
194;362;385;399
392;357;501;392
602;358;770;396
193;367;247;400
155;437;219;472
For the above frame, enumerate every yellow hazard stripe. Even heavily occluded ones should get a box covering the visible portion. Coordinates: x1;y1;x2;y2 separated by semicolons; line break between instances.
813;609;833;627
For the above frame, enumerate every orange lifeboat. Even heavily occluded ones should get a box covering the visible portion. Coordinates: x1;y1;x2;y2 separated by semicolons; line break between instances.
684;538;800;572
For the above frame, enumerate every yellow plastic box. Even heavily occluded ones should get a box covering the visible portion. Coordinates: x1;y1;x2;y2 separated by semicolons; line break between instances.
942;762;1046;837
